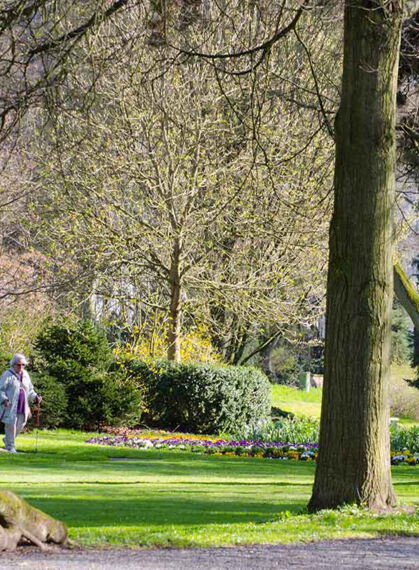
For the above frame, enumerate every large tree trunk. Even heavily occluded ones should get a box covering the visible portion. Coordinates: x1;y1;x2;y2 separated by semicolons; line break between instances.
309;0;403;511
167;239;182;362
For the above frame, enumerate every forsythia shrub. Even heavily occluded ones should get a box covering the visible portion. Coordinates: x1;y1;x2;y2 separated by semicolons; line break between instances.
125;359;271;434
114;324;221;364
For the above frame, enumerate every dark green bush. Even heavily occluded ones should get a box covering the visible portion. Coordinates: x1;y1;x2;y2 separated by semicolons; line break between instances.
33;318;142;430
64;371;143;430
33;318;113;375
26;372;68;429
126;359;271;434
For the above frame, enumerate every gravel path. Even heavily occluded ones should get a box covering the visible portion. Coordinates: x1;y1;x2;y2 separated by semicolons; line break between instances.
1;537;418;570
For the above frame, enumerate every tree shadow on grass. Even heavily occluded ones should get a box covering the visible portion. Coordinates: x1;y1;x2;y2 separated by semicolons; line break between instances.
1;452;317;481
375;530;419;537
42;480;310;486
23;494;306;528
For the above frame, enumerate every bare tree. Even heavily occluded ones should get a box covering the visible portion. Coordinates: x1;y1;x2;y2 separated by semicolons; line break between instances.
32;30;332;359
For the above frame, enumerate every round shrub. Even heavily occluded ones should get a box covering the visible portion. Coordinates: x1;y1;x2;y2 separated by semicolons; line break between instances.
126;359;271;434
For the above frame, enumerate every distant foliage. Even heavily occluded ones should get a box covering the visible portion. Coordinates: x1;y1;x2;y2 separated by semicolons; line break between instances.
0;351;12;373
0;271;54;358
269;342;303;386
389;369;419;421
390;424;419;453
125;359;271;434
412;333;419;373
237;417;320;444
33;318;142;429
391;303;413;365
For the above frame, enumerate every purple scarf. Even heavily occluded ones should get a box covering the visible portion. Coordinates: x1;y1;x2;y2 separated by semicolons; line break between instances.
10;369;26;414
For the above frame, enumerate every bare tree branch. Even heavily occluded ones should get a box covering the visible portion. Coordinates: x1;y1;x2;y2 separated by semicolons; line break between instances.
175;7;305;61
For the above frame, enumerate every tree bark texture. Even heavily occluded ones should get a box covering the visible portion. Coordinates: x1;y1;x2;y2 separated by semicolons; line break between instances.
167;238;182;362
0;489;67;551
309;0;403;511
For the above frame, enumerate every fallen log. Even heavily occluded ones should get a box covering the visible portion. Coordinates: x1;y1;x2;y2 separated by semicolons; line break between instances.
0;489;68;551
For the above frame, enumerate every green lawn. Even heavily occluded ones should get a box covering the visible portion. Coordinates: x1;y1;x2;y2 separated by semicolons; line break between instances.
271;384;322;418
1;430;417;547
271;364;419;422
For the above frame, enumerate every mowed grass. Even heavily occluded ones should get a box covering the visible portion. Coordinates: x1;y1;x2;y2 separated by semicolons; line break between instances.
271;384;323;418
271;364;419;422
0;430;417;547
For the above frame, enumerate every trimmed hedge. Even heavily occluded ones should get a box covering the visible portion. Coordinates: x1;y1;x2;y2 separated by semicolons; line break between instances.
126;359;271;434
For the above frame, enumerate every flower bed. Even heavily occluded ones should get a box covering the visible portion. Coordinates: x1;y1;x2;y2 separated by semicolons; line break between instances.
86;431;419;465
86;432;318;460
391;451;419;466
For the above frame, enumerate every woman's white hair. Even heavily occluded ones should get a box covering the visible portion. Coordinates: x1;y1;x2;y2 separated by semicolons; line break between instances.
10;353;28;366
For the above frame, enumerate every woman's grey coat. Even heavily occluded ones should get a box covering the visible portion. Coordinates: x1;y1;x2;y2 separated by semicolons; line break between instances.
0;369;38;425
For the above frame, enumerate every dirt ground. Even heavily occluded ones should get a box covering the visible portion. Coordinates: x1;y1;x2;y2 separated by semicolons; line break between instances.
0;537;418;570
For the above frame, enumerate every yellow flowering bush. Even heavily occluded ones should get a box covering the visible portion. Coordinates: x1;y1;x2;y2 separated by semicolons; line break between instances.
113;323;221;364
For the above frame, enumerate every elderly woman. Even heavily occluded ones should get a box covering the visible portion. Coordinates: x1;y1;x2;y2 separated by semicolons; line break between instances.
0;354;42;453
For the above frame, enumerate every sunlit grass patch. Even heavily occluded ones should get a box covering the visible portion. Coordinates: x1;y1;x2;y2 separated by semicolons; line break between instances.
271;384;322;419
271;364;419;425
0;429;416;547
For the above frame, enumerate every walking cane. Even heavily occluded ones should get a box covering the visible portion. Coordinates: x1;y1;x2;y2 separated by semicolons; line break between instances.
34;402;41;453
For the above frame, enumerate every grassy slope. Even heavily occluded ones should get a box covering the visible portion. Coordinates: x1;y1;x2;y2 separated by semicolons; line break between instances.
272;364;419;422
388;364;419;424
1;430;417;547
271;385;322;418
